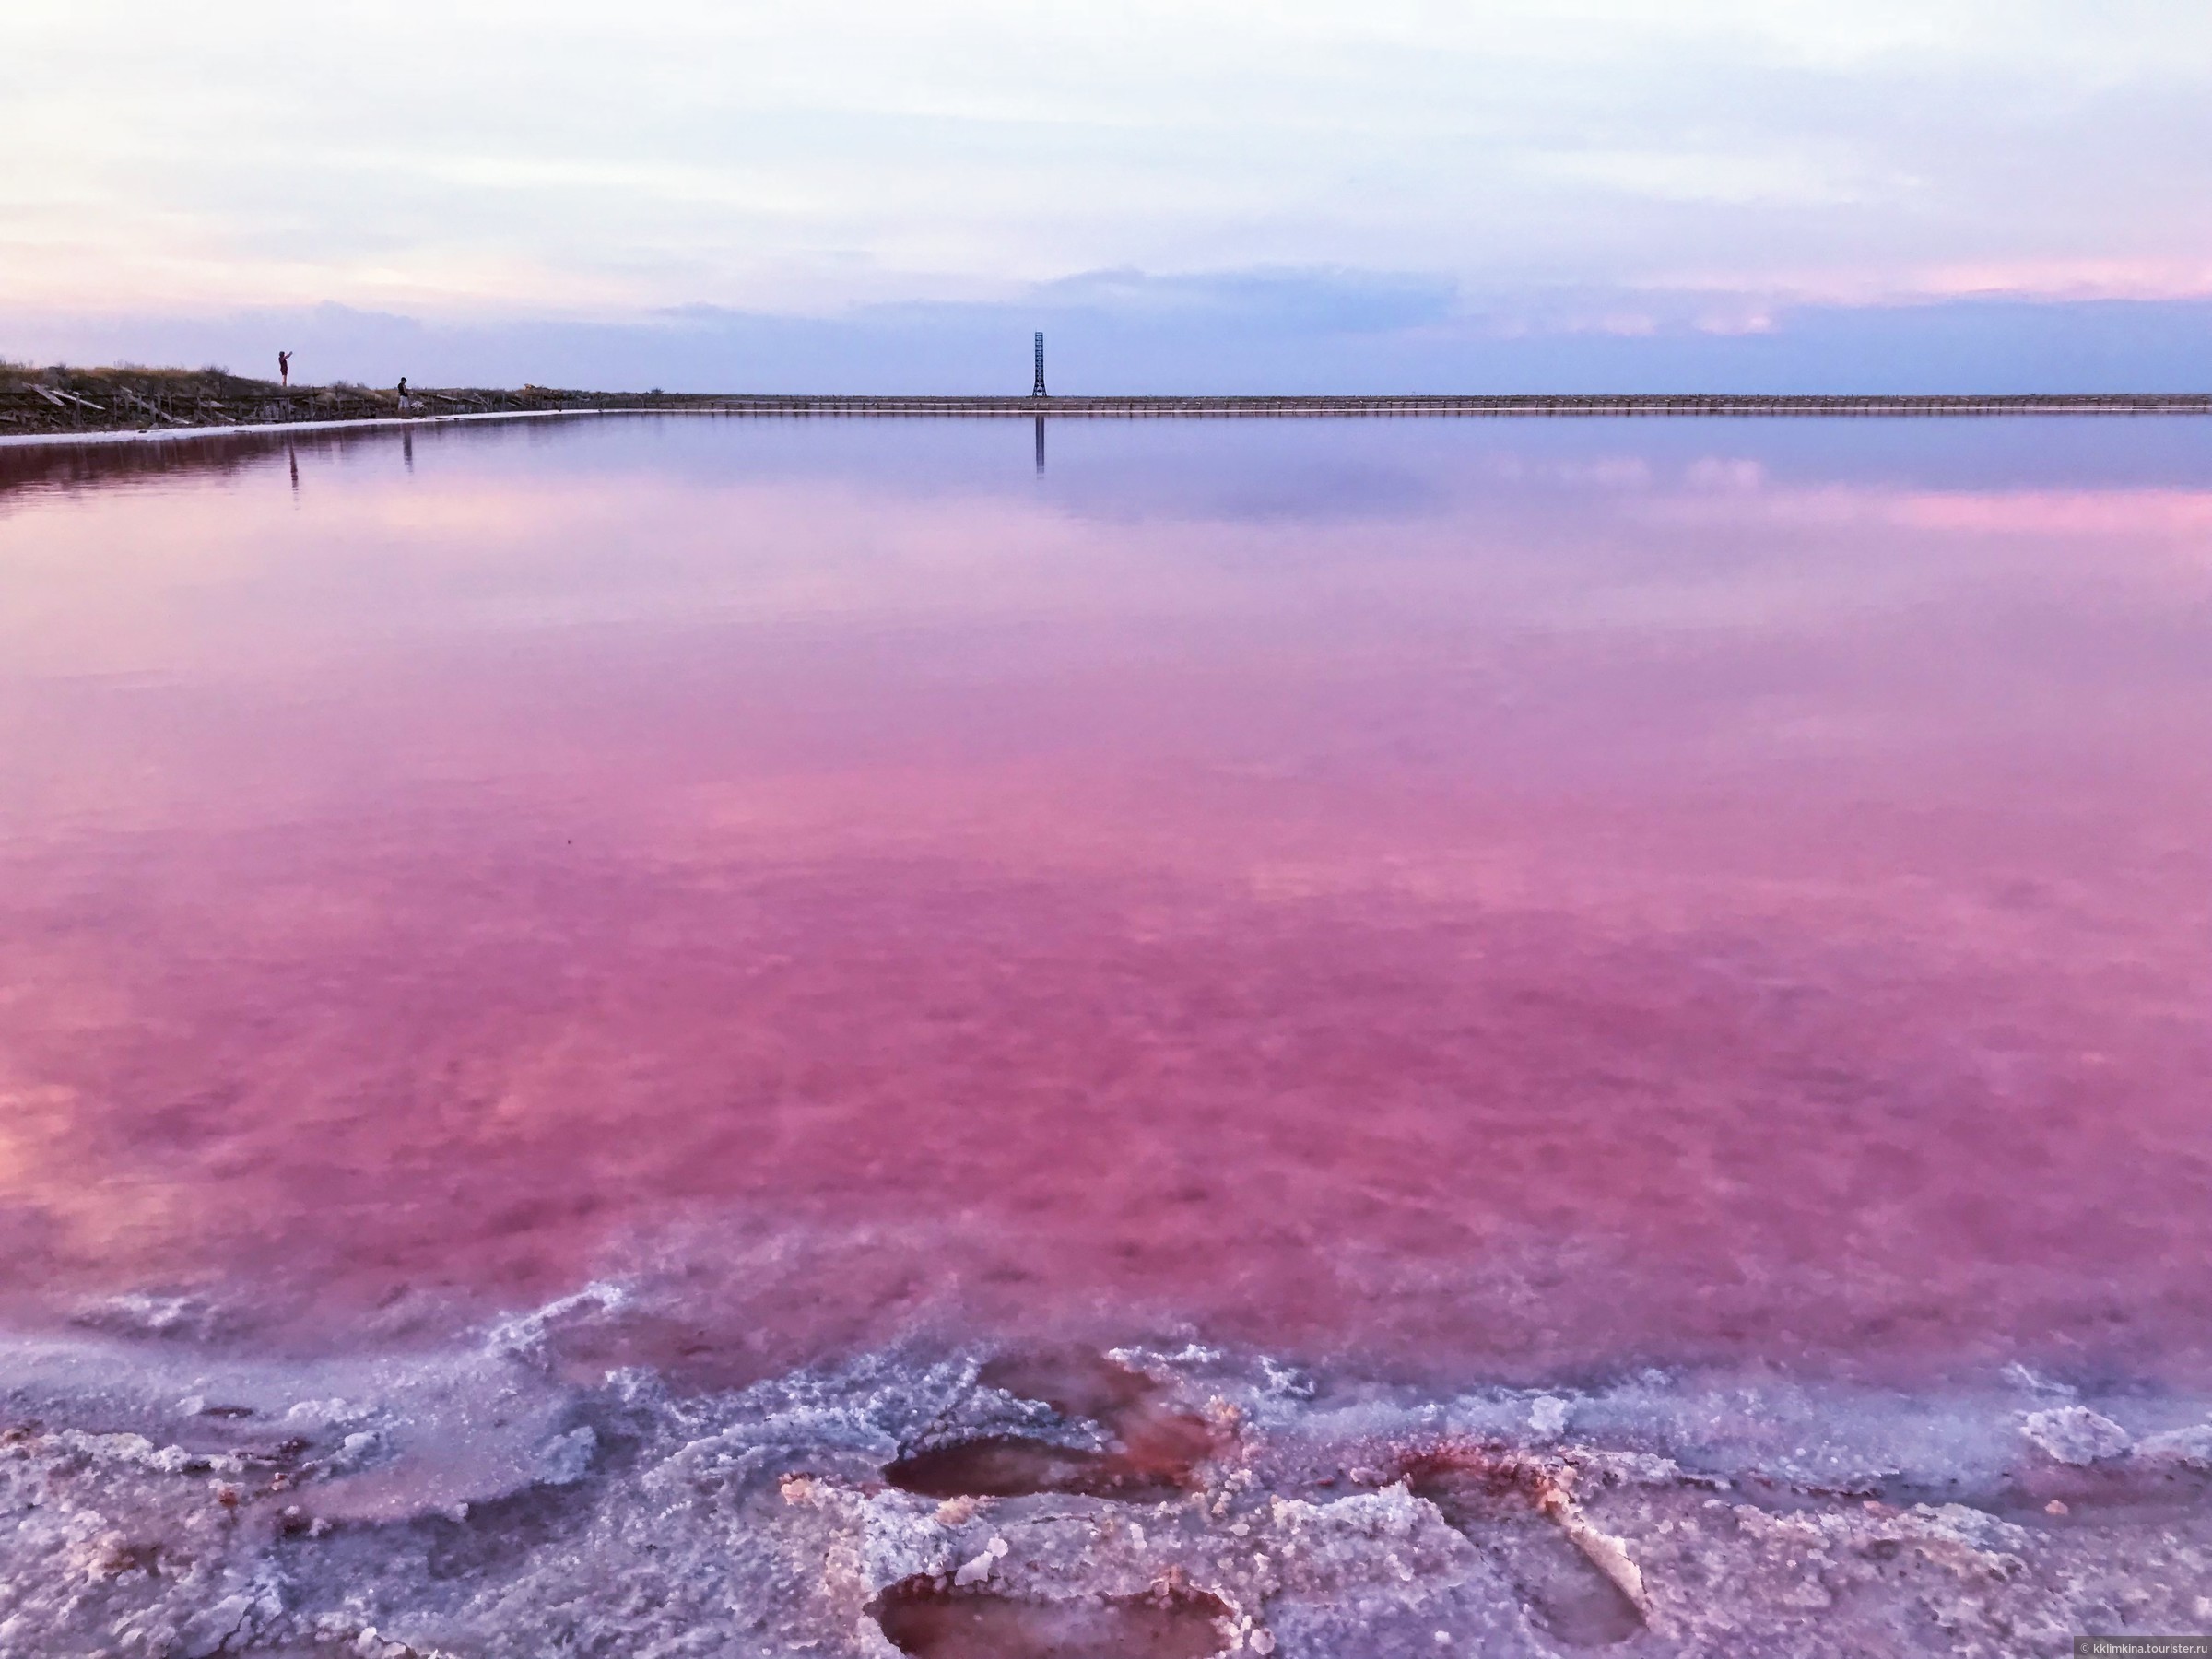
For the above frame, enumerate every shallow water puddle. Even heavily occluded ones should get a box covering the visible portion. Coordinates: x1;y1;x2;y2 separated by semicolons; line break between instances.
888;1350;1229;1500
871;1575;1234;1659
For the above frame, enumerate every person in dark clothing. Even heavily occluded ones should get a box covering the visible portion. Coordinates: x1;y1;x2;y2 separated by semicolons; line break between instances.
277;350;290;386
396;377;407;396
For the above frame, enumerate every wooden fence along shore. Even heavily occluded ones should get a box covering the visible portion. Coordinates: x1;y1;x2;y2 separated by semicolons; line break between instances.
608;393;2212;418
5;368;2209;440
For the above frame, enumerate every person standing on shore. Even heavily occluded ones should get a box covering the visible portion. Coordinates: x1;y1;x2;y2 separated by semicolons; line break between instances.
278;350;290;387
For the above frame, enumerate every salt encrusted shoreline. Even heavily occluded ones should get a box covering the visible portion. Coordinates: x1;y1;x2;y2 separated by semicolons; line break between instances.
4;1288;2208;1658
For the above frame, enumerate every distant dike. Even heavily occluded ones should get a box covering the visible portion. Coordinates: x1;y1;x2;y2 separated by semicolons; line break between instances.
5;365;2209;441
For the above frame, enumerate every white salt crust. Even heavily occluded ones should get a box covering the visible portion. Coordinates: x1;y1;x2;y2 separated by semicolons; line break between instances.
3;1288;2209;1658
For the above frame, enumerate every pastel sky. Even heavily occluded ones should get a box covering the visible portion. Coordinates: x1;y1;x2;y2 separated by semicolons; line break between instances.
6;1;2212;389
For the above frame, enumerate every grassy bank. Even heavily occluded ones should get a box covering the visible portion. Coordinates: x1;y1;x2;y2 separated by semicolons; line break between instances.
0;363;665;437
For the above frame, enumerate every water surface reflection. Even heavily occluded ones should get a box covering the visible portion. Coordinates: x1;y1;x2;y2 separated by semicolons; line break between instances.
2;415;2207;1388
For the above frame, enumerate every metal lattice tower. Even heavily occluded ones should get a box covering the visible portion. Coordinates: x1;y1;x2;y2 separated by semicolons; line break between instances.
1031;332;1047;397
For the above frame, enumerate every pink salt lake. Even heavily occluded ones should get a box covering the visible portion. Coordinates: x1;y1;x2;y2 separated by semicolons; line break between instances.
1;415;2207;1391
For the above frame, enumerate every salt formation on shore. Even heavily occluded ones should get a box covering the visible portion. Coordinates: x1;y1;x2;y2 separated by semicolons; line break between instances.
4;1288;2209;1658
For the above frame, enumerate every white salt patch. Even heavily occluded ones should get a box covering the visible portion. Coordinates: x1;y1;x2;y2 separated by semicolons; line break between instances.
78;1292;218;1339
2136;1423;2212;1470
286;1398;368;1427
2020;1406;2133;1465
537;1426;598;1486
1528;1394;1571;1439
326;1430;385;1474
483;1280;629;1358
2002;1362;2078;1400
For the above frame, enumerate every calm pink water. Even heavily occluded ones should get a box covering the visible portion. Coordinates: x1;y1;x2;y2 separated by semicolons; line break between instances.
2;416;2208;1387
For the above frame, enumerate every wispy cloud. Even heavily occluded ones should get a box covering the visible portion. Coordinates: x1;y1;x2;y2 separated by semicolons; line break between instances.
4;0;2209;370
9;284;2211;394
